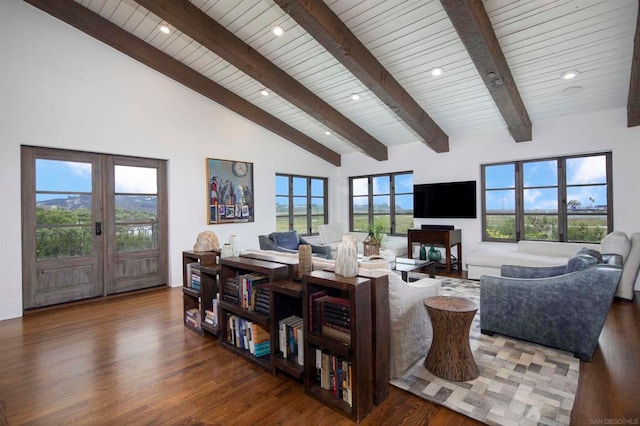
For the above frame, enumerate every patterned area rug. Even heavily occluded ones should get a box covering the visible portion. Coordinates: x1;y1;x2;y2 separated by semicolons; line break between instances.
390;276;579;426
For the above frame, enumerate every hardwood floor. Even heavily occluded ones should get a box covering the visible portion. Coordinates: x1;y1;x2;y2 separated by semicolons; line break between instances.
0;286;638;425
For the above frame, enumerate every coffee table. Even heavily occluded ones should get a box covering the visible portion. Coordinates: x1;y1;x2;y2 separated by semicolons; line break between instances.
394;257;435;281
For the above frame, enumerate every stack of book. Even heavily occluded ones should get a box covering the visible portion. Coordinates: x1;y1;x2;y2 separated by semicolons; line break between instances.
238;273;269;311
185;308;201;329
227;315;271;357
223;277;240;304
278;315;304;366
314;349;352;407
254;288;270;316
204;295;219;328
309;292;351;345
186;262;200;289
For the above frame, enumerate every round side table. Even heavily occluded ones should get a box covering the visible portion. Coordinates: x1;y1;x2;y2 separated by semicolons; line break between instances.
424;296;479;382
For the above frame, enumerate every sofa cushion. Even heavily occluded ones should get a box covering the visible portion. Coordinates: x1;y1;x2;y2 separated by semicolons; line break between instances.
318;224;344;245
518;240;600;257
574;247;603;263
601;231;631;262
616;232;640;300
272;231;300;250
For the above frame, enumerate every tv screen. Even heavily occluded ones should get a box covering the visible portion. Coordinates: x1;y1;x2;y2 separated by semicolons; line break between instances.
413;181;477;219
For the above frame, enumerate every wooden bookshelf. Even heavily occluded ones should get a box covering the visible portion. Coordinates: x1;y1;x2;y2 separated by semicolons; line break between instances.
218;256;291;372
270;279;304;379
182;250;220;335
303;270;374;423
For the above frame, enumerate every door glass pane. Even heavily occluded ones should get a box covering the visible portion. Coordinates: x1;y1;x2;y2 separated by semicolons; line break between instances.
114;166;157;193
35;159;93;259
566;156;606;185
114;165;158;253
36;159;92;192
36;194;92;225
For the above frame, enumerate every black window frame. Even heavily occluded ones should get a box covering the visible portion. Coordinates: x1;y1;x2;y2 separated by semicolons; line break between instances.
275;173;328;236
348;171;413;236
481;152;613;243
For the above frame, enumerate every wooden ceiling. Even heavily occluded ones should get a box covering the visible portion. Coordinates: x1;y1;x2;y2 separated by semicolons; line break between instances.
24;0;640;166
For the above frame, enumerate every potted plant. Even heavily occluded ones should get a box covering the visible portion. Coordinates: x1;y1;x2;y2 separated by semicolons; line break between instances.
364;220;386;256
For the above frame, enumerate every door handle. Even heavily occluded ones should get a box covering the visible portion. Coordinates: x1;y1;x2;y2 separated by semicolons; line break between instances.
95;222;102;235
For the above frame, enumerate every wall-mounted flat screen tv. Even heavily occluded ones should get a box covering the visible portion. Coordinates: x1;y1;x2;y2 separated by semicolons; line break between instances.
413;180;477;218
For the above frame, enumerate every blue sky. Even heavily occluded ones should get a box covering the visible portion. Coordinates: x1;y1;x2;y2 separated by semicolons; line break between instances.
485;156;608;211
36;160;157;200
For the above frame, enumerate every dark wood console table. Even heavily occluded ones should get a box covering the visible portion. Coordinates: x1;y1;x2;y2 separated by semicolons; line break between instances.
407;228;462;275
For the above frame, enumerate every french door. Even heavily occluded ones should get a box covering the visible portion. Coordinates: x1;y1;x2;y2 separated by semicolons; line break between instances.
21;146;168;310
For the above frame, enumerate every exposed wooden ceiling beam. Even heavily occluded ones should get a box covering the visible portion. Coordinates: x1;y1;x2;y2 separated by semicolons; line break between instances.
135;0;388;161
440;0;532;142
628;2;640;127
273;0;449;153
22;0;341;166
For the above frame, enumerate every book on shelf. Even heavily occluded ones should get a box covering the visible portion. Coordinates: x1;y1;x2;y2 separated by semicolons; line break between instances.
186;262;200;288
278;315;304;366
314;350;352;407
321;324;351;345
308;290;328;332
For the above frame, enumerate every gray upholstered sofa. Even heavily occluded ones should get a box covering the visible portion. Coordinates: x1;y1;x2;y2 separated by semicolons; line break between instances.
479;249;623;361
258;231;332;259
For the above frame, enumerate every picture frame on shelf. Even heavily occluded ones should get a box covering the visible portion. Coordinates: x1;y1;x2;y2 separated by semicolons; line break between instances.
207;158;254;224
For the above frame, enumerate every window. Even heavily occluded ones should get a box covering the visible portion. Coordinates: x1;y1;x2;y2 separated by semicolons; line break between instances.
482;152;612;243
349;172;413;235
275;174;328;235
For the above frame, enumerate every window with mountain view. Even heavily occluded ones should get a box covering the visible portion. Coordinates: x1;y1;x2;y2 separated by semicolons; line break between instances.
349;172;413;235
482;152;612;243
275;174;327;235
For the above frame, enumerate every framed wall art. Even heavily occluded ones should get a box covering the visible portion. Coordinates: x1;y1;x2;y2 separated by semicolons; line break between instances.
206;158;254;224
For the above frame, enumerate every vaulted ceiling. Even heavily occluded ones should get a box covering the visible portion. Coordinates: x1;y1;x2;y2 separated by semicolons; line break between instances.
25;0;640;166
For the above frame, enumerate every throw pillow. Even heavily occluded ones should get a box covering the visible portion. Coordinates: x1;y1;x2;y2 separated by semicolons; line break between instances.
566;253;599;273
601;231;631;262
273;231;300;250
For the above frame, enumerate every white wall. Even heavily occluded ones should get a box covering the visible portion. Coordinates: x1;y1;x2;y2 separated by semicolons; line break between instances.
338;109;640;257
0;1;338;320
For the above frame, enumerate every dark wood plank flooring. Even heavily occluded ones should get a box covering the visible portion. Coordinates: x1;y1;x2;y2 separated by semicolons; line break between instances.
0;285;638;425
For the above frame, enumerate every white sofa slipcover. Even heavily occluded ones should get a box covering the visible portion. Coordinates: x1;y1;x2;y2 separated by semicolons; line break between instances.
317;224;408;258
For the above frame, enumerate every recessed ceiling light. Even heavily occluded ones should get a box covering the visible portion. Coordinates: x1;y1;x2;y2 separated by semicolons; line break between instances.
159;24;171;34
260;89;270;96
562;86;584;96
272;26;284;36
325;131;332;135
561;70;579;80
350;93;360;101
431;67;444;77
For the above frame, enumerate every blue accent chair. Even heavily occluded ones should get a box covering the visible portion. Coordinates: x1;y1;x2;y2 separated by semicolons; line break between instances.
480;249;623;361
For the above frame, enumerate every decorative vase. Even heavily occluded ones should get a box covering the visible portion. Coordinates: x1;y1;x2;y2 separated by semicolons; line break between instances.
428;246;442;262
335;235;358;277
298;244;312;279
419;244;427;260
229;234;239;256
221;243;233;258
